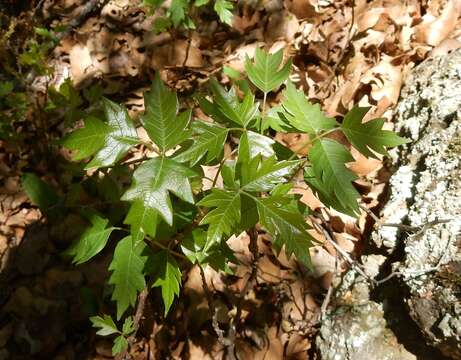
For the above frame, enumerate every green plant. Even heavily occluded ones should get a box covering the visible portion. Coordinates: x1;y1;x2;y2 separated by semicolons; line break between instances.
143;0;234;32
23;48;408;355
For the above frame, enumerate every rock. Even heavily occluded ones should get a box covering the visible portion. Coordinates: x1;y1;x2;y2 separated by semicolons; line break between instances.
316;256;416;360
373;49;461;358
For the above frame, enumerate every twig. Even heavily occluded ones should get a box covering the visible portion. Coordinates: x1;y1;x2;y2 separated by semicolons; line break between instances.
199;265;236;359
125;288;149;359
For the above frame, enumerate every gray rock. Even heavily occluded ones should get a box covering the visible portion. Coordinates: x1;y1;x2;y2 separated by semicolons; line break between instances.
373;49;461;359
316;256;416;360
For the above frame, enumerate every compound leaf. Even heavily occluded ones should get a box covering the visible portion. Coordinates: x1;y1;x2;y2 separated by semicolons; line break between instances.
113;335;128;355
121;157;197;226
109;236;147;320
142;73;191;152
308;138;360;215
245;48;292;94
341;105;409;159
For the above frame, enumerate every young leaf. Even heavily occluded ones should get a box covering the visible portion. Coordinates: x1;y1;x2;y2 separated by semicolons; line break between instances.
174;120;228;166
214;0;234;25
113;335;128;355
22;173;60;212
340;105;409;159
109;236;147;320
142;73;191;152
150;250;182;315
90;314;119;336
121;157;197;226
122;317;135;335
308;139;360;215
281;81;337;135
245;48;292;94
124;200;158;242
254;196;312;267
198;189;240;248
208;79;259;128
66;213;114;265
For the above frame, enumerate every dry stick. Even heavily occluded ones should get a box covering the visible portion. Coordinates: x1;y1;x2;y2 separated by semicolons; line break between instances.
312;219;375;284
320;250;339;321
198;265;236;359
124;288;149;359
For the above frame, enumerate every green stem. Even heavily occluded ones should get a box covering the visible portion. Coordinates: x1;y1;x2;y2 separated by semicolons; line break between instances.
260;92;268;134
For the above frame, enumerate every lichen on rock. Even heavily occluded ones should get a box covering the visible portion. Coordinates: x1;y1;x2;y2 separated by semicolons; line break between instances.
372;48;461;359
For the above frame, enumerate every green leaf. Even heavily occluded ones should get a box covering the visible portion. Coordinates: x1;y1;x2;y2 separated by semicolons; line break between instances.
121;157;197;226
122;317;135;335
308;138;360;215
109;236;147;320
62;98;138;169
341;105;410;159
113;335;128;355
209;79;259;128
174;120;228;166
142;74;191;152
66;213;114;265
254;196;312;266
245;48;292;94
281;81;337;135
198;189;240;248
214;0;234;25
241;156;300;192
170;0;188;26
124;200;158;242
21;173;60;212
304;167;352;216
150;250;182;315
181;228;236;274
238;130;275;164
61;116;109;161
90;314;119;336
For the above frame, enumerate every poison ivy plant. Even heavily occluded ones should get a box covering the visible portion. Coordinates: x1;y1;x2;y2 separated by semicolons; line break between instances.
22;48;408;355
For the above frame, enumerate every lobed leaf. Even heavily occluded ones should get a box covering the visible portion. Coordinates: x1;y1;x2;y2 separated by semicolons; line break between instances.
109;236;147;320
280;81;337;135
90;314;119;336
245;48;292;94
308;138;360;215
66;213;115;265
341;105;409;159
142;74;191;152
150;250;182;315
121;157;197;226
174;120;228;166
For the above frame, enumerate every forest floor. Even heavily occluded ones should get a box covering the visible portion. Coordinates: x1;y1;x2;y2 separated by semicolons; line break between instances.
1;0;461;359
